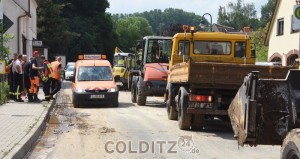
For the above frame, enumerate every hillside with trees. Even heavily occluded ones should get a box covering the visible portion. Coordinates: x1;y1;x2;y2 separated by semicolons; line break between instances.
36;0;274;62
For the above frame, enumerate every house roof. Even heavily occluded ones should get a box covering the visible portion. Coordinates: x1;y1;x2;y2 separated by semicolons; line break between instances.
264;0;280;46
213;23;237;32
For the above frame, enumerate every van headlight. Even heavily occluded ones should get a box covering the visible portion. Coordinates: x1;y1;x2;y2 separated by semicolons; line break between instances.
75;88;85;93
108;87;117;92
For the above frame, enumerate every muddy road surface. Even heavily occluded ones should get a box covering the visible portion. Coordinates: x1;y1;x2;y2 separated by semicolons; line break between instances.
27;81;280;159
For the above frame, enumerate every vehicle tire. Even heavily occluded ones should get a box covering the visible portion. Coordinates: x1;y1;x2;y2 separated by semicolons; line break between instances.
281;129;300;159
113;99;119;107
166;84;178;120
72;93;79;108
136;80;147;106
167;102;178;120
128;75;132;90
131;82;137;103
178;87;191;130
191;115;204;130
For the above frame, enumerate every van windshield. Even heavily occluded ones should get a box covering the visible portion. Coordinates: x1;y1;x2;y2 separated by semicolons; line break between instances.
77;66;113;81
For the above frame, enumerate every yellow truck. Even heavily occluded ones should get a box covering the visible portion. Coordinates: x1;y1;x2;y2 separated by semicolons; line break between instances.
165;26;295;130
113;52;137;89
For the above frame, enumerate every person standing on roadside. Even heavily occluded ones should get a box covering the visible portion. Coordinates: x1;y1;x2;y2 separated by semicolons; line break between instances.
23;56;33;102
7;53;18;100
40;55;53;101
30;51;43;102
13;54;24;102
50;56;62;99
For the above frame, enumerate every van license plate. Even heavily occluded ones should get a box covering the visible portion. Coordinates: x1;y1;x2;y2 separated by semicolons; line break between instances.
90;95;105;99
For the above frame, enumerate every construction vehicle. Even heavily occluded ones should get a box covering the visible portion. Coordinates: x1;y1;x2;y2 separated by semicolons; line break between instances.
113;48;137;89
131;36;172;106
165;26;295;130
228;59;300;159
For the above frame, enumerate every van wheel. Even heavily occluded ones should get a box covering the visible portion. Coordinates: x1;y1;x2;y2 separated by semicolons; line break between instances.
178;87;191;130
72;93;79;108
281;129;300;159
113;100;119;107
136;81;146;106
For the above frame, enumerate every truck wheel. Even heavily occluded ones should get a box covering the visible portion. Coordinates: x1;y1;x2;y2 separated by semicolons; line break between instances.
131;83;137;103
281;129;300;159
128;75;132;90
136;83;147;106
167;101;178;120
178;87;191;130
191;115;204;130
166;84;177;120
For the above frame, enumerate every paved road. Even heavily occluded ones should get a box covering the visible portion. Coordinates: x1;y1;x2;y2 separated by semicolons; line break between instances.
27;81;280;159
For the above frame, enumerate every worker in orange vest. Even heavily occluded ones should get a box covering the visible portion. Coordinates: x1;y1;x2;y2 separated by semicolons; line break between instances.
40;55;53;101
50;56;62;99
30;51;44;102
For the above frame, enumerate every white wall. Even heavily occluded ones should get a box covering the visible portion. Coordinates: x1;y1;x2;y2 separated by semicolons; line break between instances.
3;0;37;58
268;0;300;66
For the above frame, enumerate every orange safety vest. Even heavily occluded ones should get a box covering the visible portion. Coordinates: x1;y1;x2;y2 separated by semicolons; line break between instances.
51;61;61;80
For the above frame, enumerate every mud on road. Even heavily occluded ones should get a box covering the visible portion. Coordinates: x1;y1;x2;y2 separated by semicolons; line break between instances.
26;83;93;158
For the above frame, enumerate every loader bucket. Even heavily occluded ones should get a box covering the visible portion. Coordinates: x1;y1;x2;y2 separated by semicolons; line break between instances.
228;69;300;146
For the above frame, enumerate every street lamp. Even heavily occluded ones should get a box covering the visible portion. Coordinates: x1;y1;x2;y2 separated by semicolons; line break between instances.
199;13;212;32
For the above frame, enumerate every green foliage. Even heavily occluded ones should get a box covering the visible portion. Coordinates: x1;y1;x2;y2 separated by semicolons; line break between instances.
217;0;259;30
0;23;14;60
260;0;275;27
37;0;117;62
250;25;269;61
115;17;152;52
113;8;202;35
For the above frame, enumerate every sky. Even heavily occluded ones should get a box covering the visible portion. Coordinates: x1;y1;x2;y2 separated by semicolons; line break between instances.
106;0;268;23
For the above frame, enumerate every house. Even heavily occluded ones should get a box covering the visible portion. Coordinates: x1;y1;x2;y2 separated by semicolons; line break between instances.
1;0;47;59
212;24;237;32
265;0;300;66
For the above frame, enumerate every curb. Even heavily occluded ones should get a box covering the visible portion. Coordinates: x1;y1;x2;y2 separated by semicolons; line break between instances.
6;99;56;159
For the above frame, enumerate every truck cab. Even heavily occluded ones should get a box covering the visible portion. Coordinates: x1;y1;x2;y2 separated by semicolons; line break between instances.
131;36;172;106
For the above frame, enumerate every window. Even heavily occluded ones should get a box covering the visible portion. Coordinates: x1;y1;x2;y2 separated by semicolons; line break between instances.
234;42;246;58
78;66;113;81
178;40;190;55
146;39;172;63
193;41;231;55
277;18;284;35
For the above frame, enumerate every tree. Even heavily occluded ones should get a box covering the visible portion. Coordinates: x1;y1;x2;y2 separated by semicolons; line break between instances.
37;0;78;61
217;0;259;30
113;8;202;35
37;0;117;62
250;24;269;61
115;16;152;52
260;0;275;27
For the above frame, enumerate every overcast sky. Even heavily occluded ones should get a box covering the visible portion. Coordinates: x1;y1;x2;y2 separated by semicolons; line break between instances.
106;0;268;23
